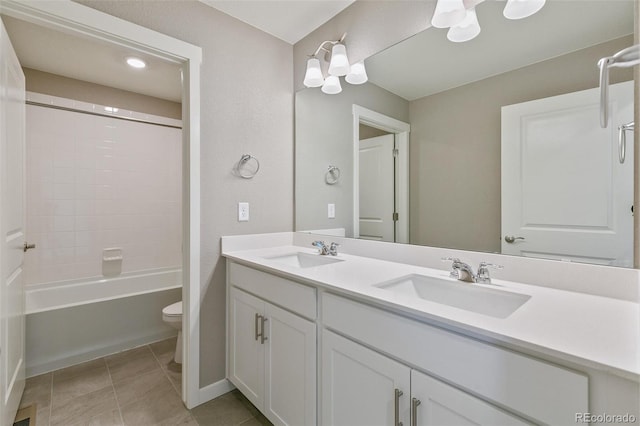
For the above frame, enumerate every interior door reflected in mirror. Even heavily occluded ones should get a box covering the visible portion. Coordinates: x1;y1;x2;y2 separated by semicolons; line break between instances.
295;0;636;267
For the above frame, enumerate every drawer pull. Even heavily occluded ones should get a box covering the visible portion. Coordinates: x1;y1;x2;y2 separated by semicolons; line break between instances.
260;316;268;344
411;397;421;426
255;313;261;341
395;388;404;426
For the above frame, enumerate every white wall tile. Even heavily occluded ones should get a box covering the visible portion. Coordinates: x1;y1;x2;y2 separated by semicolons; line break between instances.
25;100;182;285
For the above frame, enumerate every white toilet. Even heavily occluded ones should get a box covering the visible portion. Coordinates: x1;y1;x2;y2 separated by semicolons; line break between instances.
162;301;183;364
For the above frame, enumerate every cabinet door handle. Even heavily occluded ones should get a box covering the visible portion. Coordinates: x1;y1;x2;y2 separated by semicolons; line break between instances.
255;313;261;341
260;316;268;344
411;397;421;426
394;388;404;426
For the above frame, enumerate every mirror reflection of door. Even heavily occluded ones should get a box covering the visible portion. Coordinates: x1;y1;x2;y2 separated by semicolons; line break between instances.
359;126;396;242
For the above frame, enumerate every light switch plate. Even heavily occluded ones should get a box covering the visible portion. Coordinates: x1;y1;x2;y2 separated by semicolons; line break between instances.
328;203;335;219
238;202;249;221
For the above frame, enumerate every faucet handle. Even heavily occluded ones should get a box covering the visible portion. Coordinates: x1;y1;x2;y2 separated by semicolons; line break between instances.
329;242;340;256
476;262;503;284
441;257;461;278
312;240;327;254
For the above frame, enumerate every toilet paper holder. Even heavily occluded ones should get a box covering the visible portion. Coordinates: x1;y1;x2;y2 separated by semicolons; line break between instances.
103;247;123;262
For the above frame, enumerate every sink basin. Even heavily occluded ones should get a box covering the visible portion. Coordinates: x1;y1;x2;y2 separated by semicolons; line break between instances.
264;252;344;269
375;274;530;318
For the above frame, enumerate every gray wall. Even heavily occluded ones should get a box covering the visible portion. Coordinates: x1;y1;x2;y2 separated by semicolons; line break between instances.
408;36;634;253
75;0;294;388
23;68;182;119
295;82;408;236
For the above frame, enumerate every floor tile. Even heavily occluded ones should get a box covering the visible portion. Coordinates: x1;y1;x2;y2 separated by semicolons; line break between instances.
86;408;124;426
20;372;52;409
52;359;111;407
119;383;190;426
175;414;199;426
191;390;256;426
49;385;118;426
105;346;161;384
149;337;178;367
112;369;173;406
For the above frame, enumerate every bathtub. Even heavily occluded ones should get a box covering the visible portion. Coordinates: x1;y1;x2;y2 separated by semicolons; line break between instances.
25;268;181;314
25;268;182;377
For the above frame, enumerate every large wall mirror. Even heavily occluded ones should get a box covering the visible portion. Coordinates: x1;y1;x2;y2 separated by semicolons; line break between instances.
295;0;636;267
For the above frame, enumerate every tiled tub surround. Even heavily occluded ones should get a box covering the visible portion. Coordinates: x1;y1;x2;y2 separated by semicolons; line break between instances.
222;232;640;423
25;92;182;285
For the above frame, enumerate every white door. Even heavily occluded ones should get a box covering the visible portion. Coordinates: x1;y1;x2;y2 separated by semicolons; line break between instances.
0;19;26;426
321;329;410;426
359;134;395;242
228;287;264;410
411;370;530;425
264;303;315;426
501;81;634;266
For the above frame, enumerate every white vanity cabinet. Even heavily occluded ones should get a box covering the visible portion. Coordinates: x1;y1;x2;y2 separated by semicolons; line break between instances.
228;263;317;426
322;292;589;425
322;329;529;426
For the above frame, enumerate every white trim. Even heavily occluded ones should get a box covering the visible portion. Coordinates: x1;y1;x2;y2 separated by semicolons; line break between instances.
1;0;203;409
352;105;410;243
198;378;235;403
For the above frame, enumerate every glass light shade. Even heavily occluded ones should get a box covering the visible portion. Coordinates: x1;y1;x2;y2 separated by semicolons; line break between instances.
321;75;342;94
303;58;325;88
503;0;546;20
328;44;350;76
345;61;368;85
447;8;481;43
430;0;467;29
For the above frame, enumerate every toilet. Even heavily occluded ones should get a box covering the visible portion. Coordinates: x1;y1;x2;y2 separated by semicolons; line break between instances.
162;301;183;364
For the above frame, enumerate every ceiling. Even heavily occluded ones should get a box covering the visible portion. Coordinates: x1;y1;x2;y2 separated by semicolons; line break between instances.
199;0;354;44
366;0;635;101
2;15;183;102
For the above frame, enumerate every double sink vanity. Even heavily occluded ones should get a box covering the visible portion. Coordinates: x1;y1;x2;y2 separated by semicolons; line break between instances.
222;232;639;425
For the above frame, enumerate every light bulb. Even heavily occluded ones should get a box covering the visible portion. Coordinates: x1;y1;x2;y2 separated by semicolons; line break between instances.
447;8;481;42
321;75;342;94
303;58;324;88
503;0;546;20
126;57;146;69
431;0;466;29
328;44;350;77
345;61;368;85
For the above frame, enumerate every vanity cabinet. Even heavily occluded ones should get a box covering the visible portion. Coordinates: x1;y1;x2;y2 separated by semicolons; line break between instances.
228;263;317;426
322;329;528;426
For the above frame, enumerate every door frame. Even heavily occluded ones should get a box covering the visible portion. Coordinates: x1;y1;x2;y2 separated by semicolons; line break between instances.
352;105;410;243
0;0;203;408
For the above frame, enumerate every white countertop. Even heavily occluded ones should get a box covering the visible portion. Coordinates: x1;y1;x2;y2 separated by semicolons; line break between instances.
223;244;640;382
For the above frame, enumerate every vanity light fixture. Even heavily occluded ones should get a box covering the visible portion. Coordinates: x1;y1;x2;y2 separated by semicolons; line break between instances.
431;0;545;43
126;57;146;69
303;33;368;94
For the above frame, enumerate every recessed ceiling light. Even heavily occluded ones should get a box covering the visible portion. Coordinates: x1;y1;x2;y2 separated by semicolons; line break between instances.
126;57;146;69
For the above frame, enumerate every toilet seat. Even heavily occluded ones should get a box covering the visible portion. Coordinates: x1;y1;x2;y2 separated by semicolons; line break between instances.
162;301;182;317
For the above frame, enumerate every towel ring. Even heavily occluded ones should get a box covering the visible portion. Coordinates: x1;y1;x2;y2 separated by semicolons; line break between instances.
235;154;260;179
325;165;340;185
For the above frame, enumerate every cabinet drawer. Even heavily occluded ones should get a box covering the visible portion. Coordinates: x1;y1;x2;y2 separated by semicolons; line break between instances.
322;292;588;425
229;262;316;319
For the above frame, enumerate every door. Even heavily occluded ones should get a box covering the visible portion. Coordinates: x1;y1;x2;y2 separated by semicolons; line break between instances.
228;287;264;410
411;370;529;425
264;303;316;426
0;18;26;426
359;134;395;242
502;81;634;266
321;329;410;426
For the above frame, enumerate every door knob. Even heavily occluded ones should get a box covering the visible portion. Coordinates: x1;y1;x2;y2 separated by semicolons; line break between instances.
23;242;36;252
504;235;525;243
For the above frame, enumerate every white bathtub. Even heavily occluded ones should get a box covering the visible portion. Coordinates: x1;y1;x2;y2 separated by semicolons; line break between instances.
25;268;182;314
25;268;182;376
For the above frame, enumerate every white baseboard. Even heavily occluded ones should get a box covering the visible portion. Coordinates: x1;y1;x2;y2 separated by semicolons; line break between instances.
198;378;235;405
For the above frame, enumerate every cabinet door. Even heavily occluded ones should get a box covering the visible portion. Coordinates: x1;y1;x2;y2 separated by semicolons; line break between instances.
229;287;265;410
264;303;316;426
322;330;410;426
410;370;530;425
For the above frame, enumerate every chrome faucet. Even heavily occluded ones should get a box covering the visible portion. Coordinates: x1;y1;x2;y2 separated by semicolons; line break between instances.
312;241;340;256
442;258;503;284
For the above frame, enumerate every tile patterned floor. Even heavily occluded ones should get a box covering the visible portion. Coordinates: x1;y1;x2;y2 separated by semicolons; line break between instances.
18;337;271;426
